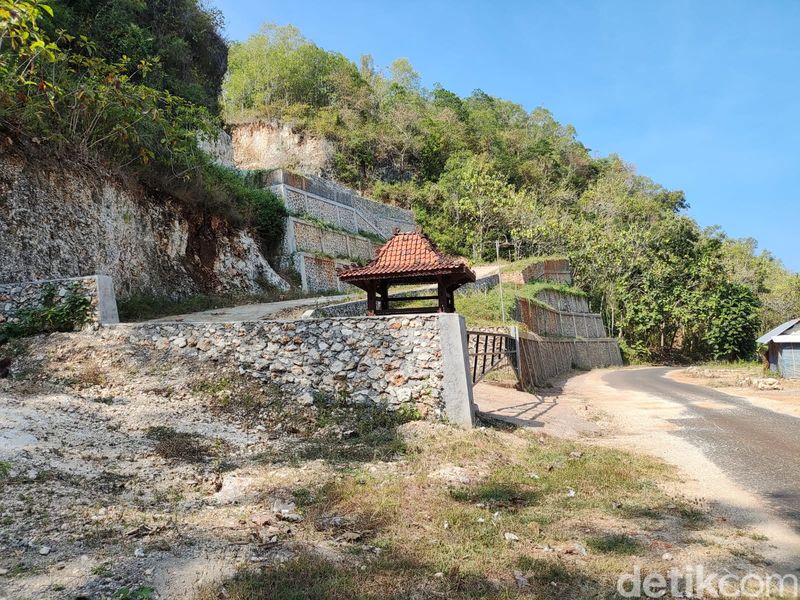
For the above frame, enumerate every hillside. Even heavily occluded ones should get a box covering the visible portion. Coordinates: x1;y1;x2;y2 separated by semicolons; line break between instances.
1;5;798;361
223;23;800;361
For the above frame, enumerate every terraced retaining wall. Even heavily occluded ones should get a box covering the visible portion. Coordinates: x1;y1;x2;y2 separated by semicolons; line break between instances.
0;275;119;327
267;170;415;292
267;169;415;239
534;290;590;313
100;313;475;427
516;298;608;339
514;331;623;387
502;259;573;285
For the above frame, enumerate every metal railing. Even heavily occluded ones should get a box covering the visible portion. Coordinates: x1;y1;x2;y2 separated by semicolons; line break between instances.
466;330;516;385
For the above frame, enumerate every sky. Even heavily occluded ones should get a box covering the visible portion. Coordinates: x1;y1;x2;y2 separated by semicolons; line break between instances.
211;0;800;272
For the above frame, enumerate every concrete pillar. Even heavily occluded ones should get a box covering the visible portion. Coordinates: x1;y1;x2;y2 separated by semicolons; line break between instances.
94;275;119;324
438;313;475;428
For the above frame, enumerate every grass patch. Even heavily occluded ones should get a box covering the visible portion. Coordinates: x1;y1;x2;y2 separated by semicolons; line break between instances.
585;533;642;555
145;426;212;463
502;255;569;274
201;424;710;599
191;376;284;428
451;281;587;329
295;398;420;463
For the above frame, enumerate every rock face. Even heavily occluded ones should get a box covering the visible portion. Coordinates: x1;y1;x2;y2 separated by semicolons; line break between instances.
0;150;288;299
231;121;335;176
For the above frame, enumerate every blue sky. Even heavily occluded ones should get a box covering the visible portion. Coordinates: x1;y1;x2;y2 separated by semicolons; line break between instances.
211;0;800;271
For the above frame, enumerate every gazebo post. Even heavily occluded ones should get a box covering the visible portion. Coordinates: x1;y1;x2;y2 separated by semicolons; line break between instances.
378;282;389;312
366;281;376;316
437;277;448;313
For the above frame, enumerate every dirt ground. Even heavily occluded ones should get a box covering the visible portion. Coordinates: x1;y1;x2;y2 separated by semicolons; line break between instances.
670;365;800;418
0;336;790;599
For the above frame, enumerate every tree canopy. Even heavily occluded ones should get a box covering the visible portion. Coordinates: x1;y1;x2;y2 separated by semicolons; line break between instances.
223;23;800;361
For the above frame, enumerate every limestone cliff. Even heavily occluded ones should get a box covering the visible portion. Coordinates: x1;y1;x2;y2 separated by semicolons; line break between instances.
231;121;334;176
0;149;288;299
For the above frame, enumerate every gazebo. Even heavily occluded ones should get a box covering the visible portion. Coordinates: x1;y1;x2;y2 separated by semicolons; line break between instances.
338;230;476;315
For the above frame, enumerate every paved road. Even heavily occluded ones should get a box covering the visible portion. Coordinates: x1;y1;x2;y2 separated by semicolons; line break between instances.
146;265;502;323
604;367;800;529
146;294;353;323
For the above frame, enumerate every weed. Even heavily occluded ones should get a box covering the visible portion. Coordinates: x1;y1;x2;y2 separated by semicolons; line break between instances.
112;586;155;599
92;564;113;578
145;426;210;463
73;363;108;389
0;283;91;340
585;533;642;555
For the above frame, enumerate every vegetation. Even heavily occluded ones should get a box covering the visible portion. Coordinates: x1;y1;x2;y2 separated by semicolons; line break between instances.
2;4;794;360
51;0;227;112
0;283;91;342
222;23;797;361
0;1;284;257
196;424;745;600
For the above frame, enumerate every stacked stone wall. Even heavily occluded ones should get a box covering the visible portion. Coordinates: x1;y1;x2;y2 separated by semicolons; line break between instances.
101;315;450;418
0;275;119;327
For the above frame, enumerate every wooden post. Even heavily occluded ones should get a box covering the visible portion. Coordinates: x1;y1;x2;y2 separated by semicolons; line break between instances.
366;282;376;316
437;278;448;313
379;282;389;312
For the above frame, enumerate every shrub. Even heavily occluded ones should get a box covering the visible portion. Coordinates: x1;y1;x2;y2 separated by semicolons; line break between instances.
0;283;91;341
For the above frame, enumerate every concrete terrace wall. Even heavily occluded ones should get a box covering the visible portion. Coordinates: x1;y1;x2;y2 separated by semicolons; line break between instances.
266;169;415;239
502;259;572;286
100;314;475;426
0;275;119;327
515;332;623;387
516;298;608;339
266;169;415;293
285;218;376;262
535;290;590;313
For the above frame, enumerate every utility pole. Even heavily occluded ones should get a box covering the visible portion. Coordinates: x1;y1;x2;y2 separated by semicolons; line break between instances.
496;240;506;323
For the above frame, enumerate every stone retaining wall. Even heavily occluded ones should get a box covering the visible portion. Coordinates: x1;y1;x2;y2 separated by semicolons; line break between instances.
100;314;475;426
0;275;119;327
516;298;607;338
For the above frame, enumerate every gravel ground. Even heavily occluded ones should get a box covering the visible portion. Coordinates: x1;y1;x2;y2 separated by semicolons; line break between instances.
0;332;364;599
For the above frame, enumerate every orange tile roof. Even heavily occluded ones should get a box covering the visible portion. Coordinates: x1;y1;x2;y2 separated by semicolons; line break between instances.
338;231;475;282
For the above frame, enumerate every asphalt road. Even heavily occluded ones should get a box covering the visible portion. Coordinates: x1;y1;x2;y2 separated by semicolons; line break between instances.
603;367;800;530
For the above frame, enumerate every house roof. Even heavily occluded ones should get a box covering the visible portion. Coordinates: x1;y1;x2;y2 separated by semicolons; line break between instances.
757;318;800;344
338;230;475;284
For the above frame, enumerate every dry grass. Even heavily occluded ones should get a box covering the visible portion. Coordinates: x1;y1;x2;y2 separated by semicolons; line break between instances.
196;423;754;600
